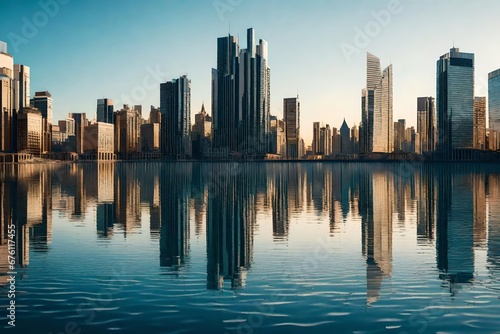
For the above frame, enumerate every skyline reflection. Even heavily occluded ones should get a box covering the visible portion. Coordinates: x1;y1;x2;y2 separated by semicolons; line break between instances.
1;162;499;303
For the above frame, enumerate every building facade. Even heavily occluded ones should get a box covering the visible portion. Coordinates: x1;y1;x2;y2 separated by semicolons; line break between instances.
191;104;212;159
361;53;393;153
417;97;436;153
84;122;115;160
114;105;141;159
283;97;300;159
489;69;500;151
212;28;270;156
160;75;191;158
473;97;486;150
97;98;114;124
141;123;160;153
437;48;475;153
17;107;42;156
0;41;14;152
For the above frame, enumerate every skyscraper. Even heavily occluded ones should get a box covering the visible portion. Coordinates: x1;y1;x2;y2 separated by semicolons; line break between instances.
394;119;406;152
97;98;114;124
212;28;270;156
437;48;475;153
68;113;87;154
283;97;300;159
312;122;321;154
473;97;486;150
417;97;436;153
31;91;53;153
0;41;14;152
340;119;351;154
488;69;500;150
160;75;191;158
31;91;53;125
13;64;30;111
114;105;141;159
361;53;393;153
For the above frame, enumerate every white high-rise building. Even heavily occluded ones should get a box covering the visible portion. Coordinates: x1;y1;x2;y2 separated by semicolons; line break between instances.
0;41;14;152
361;53;393;153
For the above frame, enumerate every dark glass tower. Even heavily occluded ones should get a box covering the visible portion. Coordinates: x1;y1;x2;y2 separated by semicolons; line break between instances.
97;98;114;124
212;28;270;157
160;75;191;158
437;48;475;155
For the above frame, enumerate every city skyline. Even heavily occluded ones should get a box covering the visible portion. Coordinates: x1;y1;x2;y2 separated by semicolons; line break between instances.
2;0;500;144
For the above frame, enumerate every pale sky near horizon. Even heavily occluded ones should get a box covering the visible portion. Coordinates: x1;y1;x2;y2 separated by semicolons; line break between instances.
2;0;500;145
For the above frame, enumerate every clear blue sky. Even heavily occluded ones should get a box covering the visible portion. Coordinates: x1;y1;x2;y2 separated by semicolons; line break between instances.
2;0;500;144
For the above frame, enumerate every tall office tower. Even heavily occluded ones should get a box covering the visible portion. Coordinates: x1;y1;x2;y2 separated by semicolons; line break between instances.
160;75;191;158
489;69;500;150
283;97;300;159
473;97;486;150
437;48;474;154
0;41;14;152
239;28;271;155
351;124;359;153
31;91;53;153
12;64;30;151
340;119;351;154
114;105;141;158
323;124;332;156
69;113;87;154
312;122;321;154
394;119;406;152
13;64;30;111
212;33;239;152
97;98;114;124
212;28;270;156
31;91;53;125
361;53;393;153
417;97;436;153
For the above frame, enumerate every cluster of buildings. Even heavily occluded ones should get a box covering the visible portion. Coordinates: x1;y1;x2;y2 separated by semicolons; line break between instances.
306;49;500;160
2;32;500;162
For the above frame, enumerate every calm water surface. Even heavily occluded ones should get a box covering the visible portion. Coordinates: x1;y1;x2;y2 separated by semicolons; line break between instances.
1;162;500;333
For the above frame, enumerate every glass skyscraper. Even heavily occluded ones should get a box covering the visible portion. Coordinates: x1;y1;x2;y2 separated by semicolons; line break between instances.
436;48;475;153
489;69;500;147
212;28;271;157
361;53;393;153
97;98;114;124
283;97;300;159
160;75;191;158
0;41;14;152
417;97;436;153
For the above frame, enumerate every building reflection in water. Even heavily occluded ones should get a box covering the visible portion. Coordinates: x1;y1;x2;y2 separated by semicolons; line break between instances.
360;166;393;305
95;163;116;238
270;164;289;241
0;165;55;285
486;174;500;271
159;163;191;268
2;162;500;298
436;165;475;293
206;163;255;290
416;165;436;243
